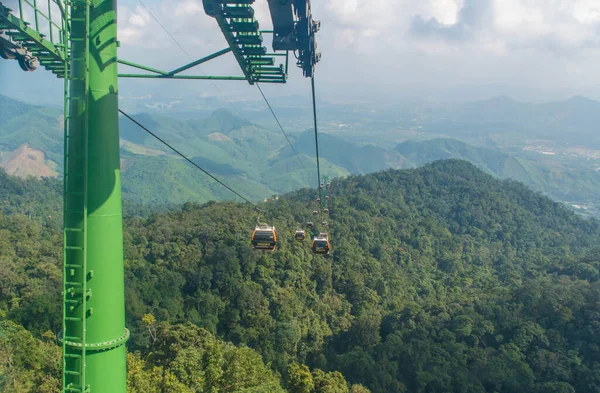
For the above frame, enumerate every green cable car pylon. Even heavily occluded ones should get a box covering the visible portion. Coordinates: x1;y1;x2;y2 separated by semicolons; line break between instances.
2;0;127;391
0;0;321;391
62;1;129;392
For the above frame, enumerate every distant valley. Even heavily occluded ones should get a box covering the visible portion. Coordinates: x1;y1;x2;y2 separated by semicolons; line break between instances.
1;94;599;216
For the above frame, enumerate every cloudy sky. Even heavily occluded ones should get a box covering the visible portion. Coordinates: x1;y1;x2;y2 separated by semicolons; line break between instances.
2;0;600;104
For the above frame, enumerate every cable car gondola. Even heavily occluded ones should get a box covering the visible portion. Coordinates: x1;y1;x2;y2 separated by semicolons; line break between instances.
306;221;314;229
294;230;306;241
312;235;331;255
322;221;328;227
312;210;319;216
251;224;278;251
323;208;329;214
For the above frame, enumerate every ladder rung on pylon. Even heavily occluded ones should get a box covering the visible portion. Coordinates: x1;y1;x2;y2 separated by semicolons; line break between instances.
62;1;91;392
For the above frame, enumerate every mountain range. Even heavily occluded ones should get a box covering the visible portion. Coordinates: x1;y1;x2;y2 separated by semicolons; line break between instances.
111;91;600;150
0;94;599;216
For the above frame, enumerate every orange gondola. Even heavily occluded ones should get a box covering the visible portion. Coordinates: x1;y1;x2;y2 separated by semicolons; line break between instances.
312;233;331;255
294;230;306;241
251;224;278;251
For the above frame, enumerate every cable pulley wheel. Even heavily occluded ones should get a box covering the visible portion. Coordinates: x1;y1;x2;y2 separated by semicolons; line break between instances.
18;55;38;72
0;44;16;60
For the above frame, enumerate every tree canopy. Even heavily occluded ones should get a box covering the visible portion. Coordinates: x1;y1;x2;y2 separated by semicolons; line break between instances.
2;160;600;393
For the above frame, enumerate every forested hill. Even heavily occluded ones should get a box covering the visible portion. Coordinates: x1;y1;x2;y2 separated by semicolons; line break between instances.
0;168;61;216
3;159;600;393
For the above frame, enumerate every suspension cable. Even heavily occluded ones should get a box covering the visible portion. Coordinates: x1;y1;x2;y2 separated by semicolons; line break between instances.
311;76;322;202
136;0;306;173
132;0;312;210
118;109;261;211
256;83;306;170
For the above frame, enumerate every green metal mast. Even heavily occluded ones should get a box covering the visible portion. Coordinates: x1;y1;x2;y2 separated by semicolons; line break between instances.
1;0;127;391
62;0;128;392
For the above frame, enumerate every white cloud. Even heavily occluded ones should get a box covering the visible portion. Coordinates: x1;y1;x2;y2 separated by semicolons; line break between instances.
117;5;153;45
173;0;203;17
493;0;545;31
492;0;600;50
252;1;273;30
5;0;600;102
573;0;600;24
107;0;600;97
430;0;462;25
129;6;151;27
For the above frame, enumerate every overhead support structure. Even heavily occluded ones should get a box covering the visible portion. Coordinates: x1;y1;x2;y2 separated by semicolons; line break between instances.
0;0;68;76
116;35;289;83
265;0;321;77
203;0;320;84
0;0;322;391
202;0;320;81
116;47;271;81
117;73;249;81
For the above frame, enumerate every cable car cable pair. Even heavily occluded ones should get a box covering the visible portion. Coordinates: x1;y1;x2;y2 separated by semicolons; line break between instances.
120;111;282;253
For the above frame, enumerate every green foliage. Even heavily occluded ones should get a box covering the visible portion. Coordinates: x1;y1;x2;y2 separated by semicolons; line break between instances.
349;385;370;393
120;154;273;206
120;160;600;393
3;160;600;392
0;210;62;333
0;320;61;393
129;321;287;393
288;363;314;393
127;352;183;393
312;369;348;393
0;167;62;224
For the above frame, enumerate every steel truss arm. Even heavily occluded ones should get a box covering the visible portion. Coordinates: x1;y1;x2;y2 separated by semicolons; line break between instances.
117;48;232;77
117;46;283;82
118;74;247;81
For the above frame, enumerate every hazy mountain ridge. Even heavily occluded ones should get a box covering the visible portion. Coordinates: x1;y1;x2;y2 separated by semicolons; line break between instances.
415;95;600;149
116;92;600;150
1;94;599;215
396;138;600;214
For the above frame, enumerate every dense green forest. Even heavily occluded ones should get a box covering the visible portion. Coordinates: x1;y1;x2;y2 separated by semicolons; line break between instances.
2;160;600;392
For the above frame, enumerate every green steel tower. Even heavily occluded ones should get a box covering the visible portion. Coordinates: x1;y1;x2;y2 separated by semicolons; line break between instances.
62;0;128;392
1;0;128;391
0;0;321;391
